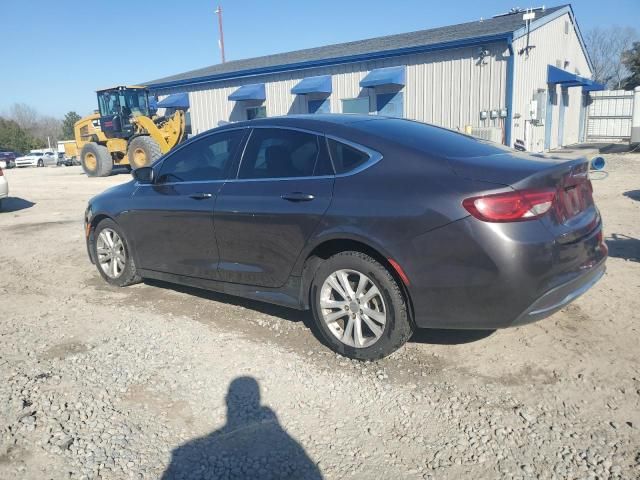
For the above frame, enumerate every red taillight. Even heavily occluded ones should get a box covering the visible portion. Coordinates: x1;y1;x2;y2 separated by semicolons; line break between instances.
463;188;556;222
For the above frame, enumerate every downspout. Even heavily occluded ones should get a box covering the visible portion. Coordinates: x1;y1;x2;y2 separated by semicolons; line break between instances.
505;36;515;147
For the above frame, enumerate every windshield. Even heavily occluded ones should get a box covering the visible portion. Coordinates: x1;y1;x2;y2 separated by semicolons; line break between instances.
98;91;120;117
121;89;150;117
30;151;43;156
97;89;150;117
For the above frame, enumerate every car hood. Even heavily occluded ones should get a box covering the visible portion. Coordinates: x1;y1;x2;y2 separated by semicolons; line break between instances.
16;155;38;160
90;180;137;205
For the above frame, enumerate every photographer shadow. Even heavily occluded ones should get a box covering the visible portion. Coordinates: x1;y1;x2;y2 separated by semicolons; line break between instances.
161;376;322;480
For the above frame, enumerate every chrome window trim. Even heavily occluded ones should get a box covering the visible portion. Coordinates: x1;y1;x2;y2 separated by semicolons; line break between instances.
325;134;383;178
139;124;383;185
136;179;228;187
232;125;383;181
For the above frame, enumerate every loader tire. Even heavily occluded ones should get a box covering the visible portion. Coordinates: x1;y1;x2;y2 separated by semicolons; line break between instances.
127;136;161;170
81;143;113;177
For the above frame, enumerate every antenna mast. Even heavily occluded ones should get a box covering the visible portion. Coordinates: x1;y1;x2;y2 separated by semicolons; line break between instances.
215;5;226;63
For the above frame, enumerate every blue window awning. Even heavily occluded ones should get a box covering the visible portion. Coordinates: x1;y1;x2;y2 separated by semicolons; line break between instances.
547;65;604;91
228;83;266;101
156;93;189;109
291;75;332;95
360;66;405;88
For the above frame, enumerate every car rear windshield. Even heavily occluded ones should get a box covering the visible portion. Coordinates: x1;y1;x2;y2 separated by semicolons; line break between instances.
351;118;511;158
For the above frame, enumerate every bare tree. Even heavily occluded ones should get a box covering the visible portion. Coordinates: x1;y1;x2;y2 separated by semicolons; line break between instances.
7;103;39;132
1;103;64;148
585;27;638;89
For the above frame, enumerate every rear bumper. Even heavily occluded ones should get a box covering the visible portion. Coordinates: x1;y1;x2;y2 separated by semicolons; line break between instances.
397;214;607;330
510;261;605;326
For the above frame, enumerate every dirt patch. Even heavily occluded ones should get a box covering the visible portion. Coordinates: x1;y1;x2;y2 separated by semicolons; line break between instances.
41;341;89;360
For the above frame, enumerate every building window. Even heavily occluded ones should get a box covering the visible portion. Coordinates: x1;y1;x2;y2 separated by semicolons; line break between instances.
342;98;369;114
308;98;330;114
247;106;266;120
376;92;404;118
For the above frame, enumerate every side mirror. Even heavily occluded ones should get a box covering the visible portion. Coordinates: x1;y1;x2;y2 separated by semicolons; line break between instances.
590;156;606;171
132;166;154;184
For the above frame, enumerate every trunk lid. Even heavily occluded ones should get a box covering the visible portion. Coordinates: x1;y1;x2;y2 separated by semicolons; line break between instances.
450;152;600;243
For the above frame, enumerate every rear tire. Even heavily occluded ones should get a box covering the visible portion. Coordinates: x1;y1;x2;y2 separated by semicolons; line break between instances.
127;136;161;170
81;143;112;177
91;218;141;287
310;251;413;360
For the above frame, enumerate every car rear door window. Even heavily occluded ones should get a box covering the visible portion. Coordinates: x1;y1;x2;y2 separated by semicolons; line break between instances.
238;128;328;179
327;138;370;174
157;130;244;183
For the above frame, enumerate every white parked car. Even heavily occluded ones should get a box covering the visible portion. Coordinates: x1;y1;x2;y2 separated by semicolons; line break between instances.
15;150;56;168
0;166;8;209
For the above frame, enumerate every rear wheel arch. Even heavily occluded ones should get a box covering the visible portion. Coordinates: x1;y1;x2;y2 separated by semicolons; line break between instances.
300;238;415;325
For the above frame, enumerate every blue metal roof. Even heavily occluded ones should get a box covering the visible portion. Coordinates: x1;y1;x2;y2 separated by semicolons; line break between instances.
360;66;406;88
291;75;332;95
228;83;266;101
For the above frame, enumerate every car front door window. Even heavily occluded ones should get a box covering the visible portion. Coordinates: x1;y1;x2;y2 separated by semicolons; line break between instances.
157;130;245;183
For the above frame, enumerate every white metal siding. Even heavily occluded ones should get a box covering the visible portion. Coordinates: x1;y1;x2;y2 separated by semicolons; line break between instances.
512;12;592;151
155;43;508;136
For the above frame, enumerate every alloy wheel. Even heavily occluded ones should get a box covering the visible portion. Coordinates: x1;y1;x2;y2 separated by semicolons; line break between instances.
320;269;387;348
96;228;126;279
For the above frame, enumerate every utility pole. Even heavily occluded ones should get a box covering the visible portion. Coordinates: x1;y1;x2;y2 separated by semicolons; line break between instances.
215;5;226;63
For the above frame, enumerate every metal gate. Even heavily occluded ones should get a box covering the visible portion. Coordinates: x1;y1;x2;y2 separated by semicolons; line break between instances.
586;90;634;141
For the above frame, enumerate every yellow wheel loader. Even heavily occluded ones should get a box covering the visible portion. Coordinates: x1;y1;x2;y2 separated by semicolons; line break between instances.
74;86;186;177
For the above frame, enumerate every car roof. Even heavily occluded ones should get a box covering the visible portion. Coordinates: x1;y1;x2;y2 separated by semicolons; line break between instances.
213;113;398;133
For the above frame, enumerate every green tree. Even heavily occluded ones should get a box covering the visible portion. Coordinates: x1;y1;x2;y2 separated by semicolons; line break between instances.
621;41;640;89
61;111;81;139
0;117;39;153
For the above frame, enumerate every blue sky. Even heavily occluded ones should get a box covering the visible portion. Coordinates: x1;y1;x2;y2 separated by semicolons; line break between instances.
1;0;638;118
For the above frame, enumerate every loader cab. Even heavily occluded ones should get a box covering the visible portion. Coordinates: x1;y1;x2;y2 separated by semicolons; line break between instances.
96;86;151;139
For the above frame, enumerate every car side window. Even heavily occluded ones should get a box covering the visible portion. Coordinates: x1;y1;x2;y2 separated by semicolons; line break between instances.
156;130;244;183
238;128;326;179
327;138;370;174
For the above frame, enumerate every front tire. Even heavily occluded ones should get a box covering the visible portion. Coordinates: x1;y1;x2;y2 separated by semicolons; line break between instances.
37;159;44;167
81;142;113;177
91;219;141;287
127;136;161;170
311;251;413;360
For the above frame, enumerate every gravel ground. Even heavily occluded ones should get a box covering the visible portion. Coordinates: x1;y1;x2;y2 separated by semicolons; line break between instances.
0;155;639;480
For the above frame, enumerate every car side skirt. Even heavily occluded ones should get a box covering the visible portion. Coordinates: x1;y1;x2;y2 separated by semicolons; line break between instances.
138;269;306;310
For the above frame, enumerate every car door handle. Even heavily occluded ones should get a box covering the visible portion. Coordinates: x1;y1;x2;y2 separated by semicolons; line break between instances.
281;192;315;202
189;192;213;200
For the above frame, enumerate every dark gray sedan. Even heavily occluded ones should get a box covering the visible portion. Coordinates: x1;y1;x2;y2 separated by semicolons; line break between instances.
84;115;607;360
